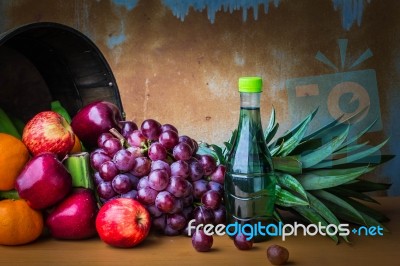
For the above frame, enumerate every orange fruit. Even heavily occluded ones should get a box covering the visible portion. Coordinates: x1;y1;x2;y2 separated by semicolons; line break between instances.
0;199;44;245
69;134;82;154
0;133;30;191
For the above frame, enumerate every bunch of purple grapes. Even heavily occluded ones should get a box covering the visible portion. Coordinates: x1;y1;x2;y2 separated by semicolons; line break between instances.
89;119;226;236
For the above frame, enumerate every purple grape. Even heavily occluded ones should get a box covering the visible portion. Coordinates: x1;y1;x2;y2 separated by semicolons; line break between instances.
178;135;195;152
182;206;194;220
102;138;123;157
233;233;254;250
164;225;181;236
192;139;199;154
159;130;179;150
173;142;192;161
182;182;193;198
188;161;204;182
207;181;224;196
166;176;191;198
201;190;222;210
148;169;170;191
199;155;217;176
90;149;111;171
137;176;149;189
93;171;103;186
97;133;114;147
130;157;151;177
127;130;147;147
182;194;194;207
126;173;140;188
193;206;215;225
141;119;162;141
169;198;183;214
167;213;187;231
112;173;133;194
210;165;226;184
120;189;138;200
193;179;208;199
213;206;226;225
170;160;189;178
97;181;117;199
192;229;213;252
99;161;119;181
161;124;178;134
120;121;138;139
152;215;166;231
113;149;136;172
147;204;163;218
155;191;176;213
137;186;158;205
148;142;167;161
126;146;143;158
151;160;171;176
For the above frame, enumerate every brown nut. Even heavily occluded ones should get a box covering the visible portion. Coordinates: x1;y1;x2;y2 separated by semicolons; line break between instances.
266;244;289;265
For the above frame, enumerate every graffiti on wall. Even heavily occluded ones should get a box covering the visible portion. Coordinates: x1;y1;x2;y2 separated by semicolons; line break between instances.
286;39;381;133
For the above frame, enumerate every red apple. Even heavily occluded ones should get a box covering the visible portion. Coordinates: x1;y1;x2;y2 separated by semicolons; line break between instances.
22;111;75;159
46;188;98;240
96;198;151;248
15;152;72;210
71;101;122;149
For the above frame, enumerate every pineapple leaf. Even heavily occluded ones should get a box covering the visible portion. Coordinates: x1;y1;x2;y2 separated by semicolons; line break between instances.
209;144;226;165
270;107;318;154
341;179;391;192
342;197;390;222
273;209;284;223
306;192;350;243
313;138;389;168
332;141;369;156
275;185;309;207
312;190;366;225
301;115;343;142
300;125;349;168
297;166;374;190
359;212;390;232
322;154;395;169
266;123;280;145
326;186;380;204
264;107;276;139
292;205;339;243
337;118;378;150
273;156;303;175
276;172;307;200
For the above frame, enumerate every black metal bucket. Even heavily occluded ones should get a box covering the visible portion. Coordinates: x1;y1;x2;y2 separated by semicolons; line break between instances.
0;22;123;122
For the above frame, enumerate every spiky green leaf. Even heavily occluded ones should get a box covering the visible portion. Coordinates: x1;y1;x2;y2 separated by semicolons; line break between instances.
342;179;391;192
264;107;276;139
327;186;379;204
273;156;303;175
312;190;366;225
275;185;309;207
292;205;339;243
314;139;389;168
276;172;307;200
332;141;369;156
343;197;390;222
337;118;377;150
297;166;373;190
300;125;349;168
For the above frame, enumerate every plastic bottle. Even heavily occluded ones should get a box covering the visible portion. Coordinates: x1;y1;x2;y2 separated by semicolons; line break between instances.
225;76;276;242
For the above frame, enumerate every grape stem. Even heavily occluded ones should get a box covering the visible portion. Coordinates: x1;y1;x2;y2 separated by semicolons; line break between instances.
109;128;129;148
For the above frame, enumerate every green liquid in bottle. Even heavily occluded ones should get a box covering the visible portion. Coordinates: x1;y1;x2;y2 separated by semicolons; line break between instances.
225;78;276;243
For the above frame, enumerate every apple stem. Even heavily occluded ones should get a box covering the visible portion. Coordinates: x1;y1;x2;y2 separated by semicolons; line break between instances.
109;128;129;148
64;152;94;190
0;189;20;200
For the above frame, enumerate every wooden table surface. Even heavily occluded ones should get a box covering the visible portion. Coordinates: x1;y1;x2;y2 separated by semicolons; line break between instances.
1;197;399;266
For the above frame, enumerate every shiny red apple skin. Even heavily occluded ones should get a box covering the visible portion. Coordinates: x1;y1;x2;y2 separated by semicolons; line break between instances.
46;188;98;240
15;153;72;210
22;111;75;160
96;198;151;248
71;101;122;149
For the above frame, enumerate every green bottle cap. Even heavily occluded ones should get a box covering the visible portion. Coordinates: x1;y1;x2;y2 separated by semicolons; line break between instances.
238;77;263;93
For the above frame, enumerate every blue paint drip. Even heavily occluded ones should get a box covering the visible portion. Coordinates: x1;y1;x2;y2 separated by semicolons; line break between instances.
107;32;126;49
111;0;139;11
332;0;371;30
162;0;281;23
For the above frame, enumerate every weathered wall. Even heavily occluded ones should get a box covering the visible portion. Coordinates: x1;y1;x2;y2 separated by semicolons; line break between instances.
0;0;399;195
